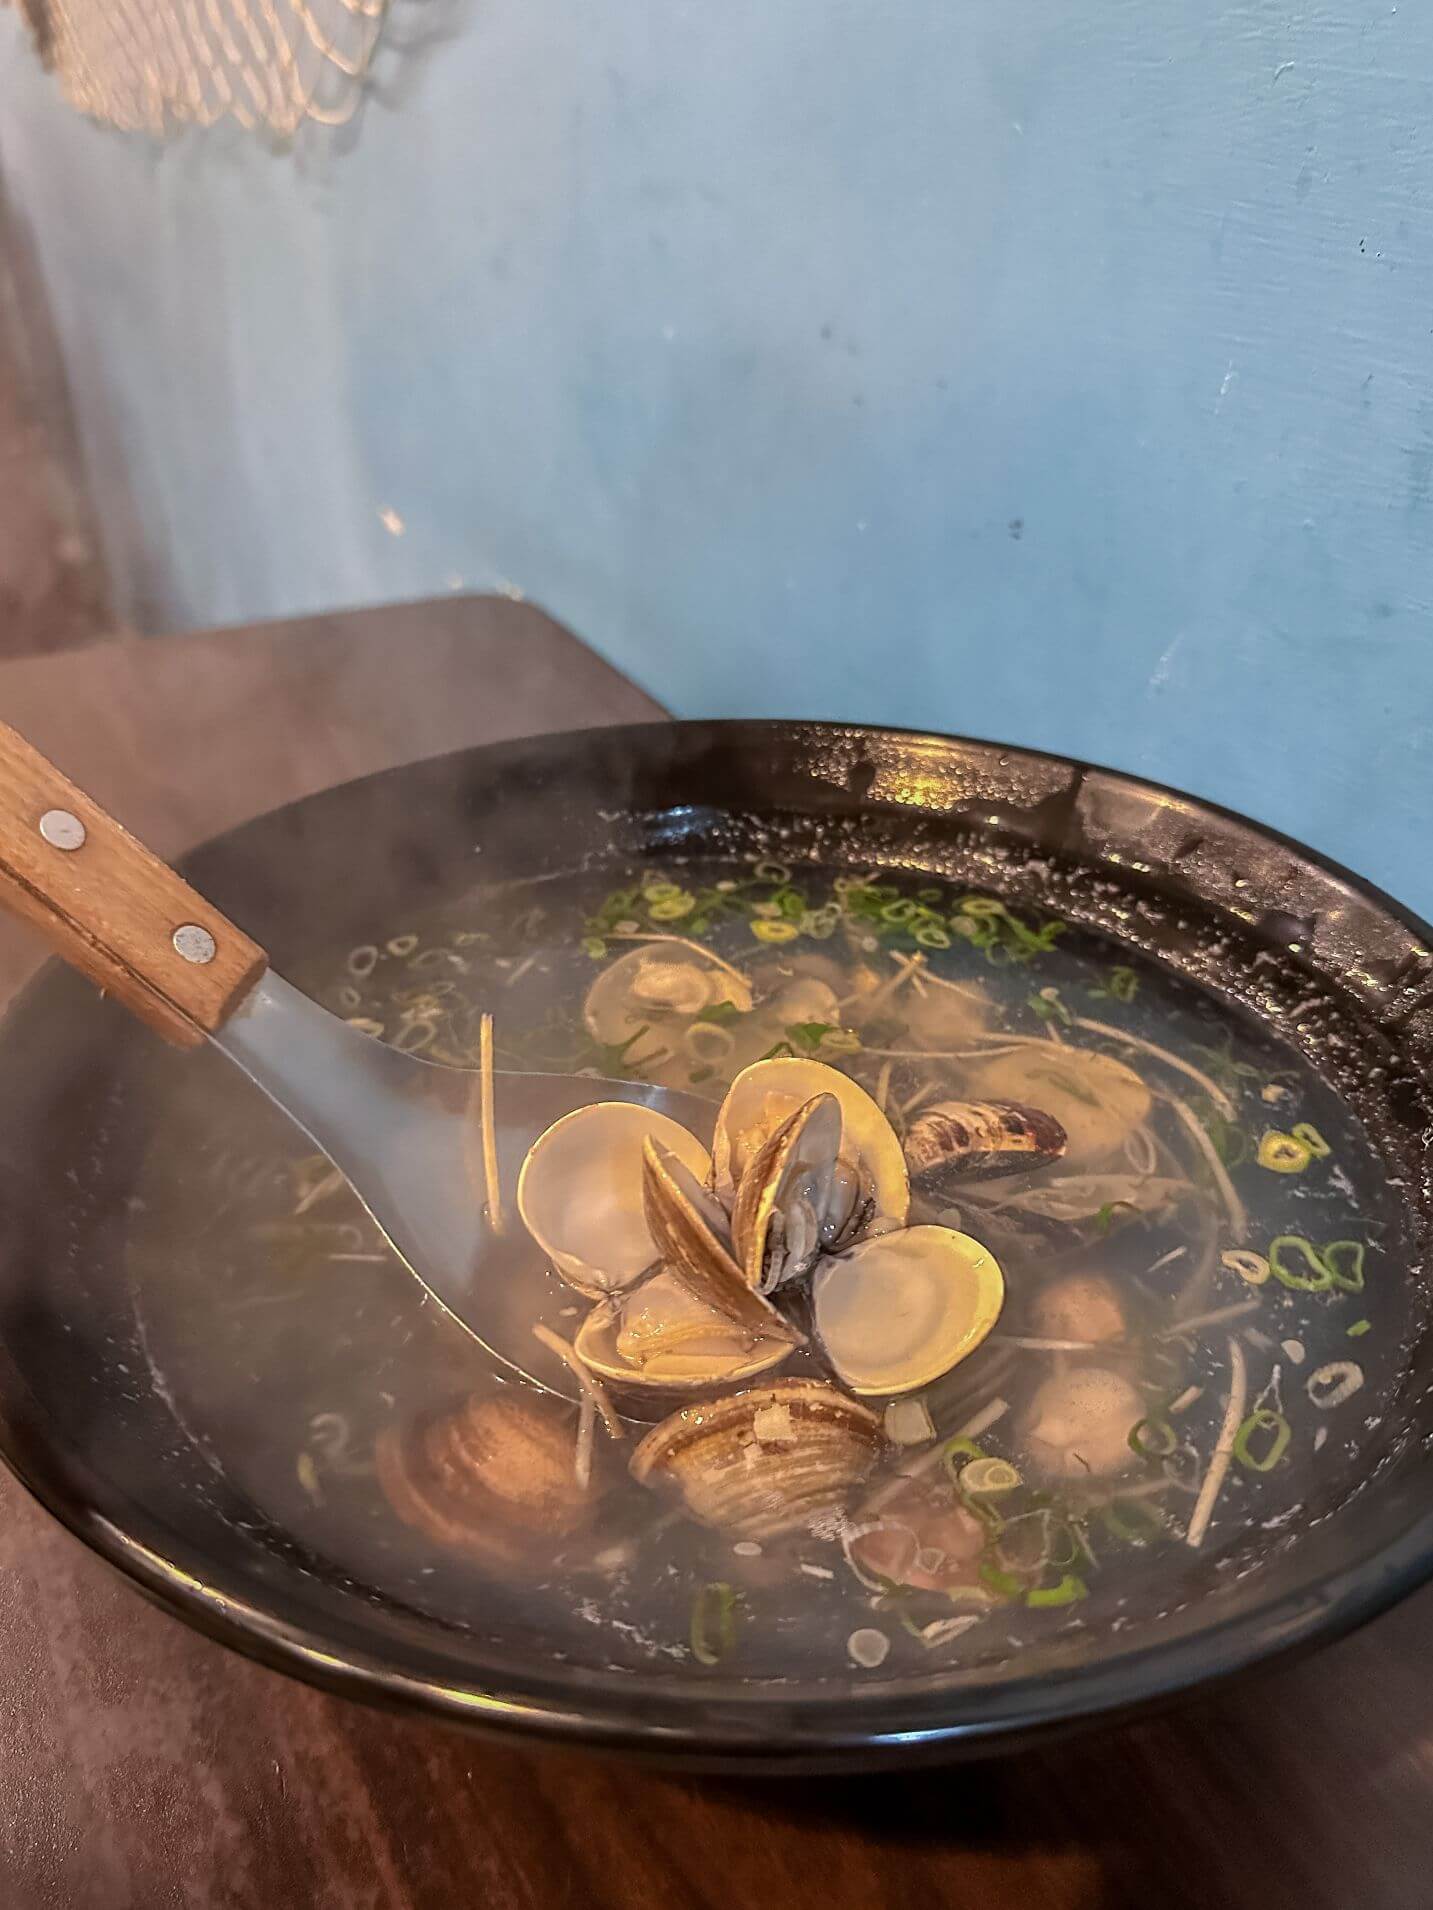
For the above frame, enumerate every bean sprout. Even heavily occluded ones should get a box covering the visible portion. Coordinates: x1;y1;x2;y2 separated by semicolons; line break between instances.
531;1325;624;1439
1186;1337;1248;1548
479;1012;504;1234
1166;1093;1248;1240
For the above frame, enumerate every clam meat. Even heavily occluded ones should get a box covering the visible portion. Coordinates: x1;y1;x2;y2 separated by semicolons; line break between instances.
712;1056;910;1236
575;1269;793;1390
630;1379;885;1539
584;938;755;1087
730;1090;843;1291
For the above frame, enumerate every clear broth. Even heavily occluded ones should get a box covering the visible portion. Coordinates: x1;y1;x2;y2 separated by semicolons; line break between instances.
125;855;1412;1683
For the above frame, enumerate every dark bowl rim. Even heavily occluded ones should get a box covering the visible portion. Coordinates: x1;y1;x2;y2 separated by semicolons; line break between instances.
4;713;1433;1764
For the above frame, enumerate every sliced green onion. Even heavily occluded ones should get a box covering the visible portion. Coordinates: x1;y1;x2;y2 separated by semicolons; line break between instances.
1108;967;1139;1003
1346;1318;1371;1339
1307;1361;1364;1409
959;1457;1021;1496
1026;1574;1087;1609
940;1436;989;1480
690;1582;739;1666
979;1561;1023;1599
913;924;951;949
1129;1416;1179;1458
1323;1240;1366;1292
1232;1408;1291;1472
750;919;800;945
1102;1499;1168;1546
1291;1122;1332;1158
1268;1236;1334;1292
581;936;606;959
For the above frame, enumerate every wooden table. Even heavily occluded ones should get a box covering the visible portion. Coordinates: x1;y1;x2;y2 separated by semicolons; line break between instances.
0;596;1427;1909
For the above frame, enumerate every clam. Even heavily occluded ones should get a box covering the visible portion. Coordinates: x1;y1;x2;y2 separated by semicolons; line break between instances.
584;939;753;1085
574;1269;793;1391
517;1102;713;1296
630;1379;885;1539
712;1057;910;1235
376;1391;595;1572
904;1100;1067;1191
641;1138;804;1344
811;1225;1005;1397
730;1091;843;1291
969;1047;1150;1169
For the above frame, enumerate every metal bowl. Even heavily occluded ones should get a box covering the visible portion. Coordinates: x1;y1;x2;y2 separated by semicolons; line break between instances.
0;720;1429;1771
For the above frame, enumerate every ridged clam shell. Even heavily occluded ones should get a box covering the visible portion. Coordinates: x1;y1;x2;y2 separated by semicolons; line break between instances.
641;1138;804;1344
377;1392;594;1572
630;1379;885;1539
904;1100;1066;1190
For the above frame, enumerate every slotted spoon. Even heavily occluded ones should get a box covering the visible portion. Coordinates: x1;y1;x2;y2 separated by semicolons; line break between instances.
0;720;711;1382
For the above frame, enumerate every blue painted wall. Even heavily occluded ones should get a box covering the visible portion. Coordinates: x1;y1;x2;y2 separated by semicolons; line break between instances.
2;4;1431;911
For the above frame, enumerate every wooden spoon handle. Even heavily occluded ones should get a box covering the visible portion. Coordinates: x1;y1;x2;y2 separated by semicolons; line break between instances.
0;719;268;1047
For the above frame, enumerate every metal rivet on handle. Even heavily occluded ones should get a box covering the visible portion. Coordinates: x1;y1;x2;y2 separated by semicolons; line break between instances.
39;809;86;851
173;924;217;966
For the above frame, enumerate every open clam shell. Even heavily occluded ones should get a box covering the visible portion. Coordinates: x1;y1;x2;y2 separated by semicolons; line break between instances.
641;1139;805;1344
811;1224;1005;1396
517;1102;712;1297
712;1057;910;1234
730;1091;842;1292
630;1379;885;1539
584;938;754;1086
904;1099;1067;1191
574;1270;794;1392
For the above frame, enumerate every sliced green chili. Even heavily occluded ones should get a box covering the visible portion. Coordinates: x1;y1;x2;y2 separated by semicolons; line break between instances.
1291;1122;1332;1159
1268;1236;1334;1292
1323;1240;1366;1292
1233;1409;1291;1473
